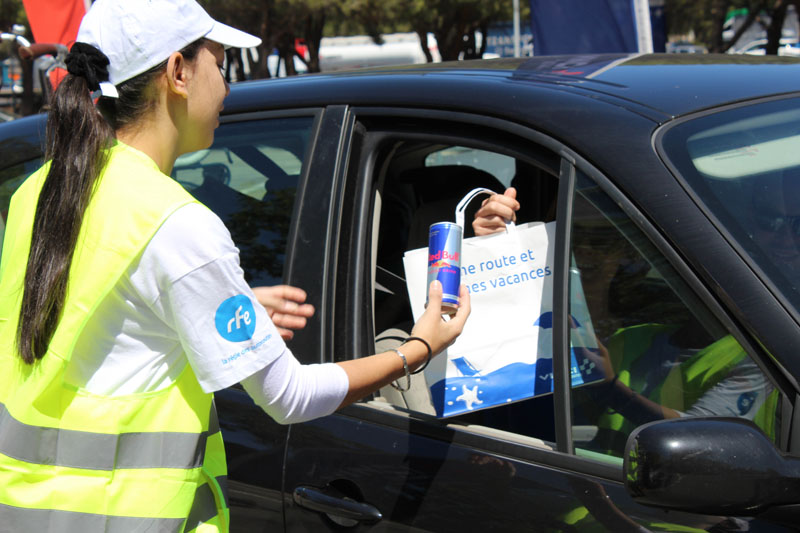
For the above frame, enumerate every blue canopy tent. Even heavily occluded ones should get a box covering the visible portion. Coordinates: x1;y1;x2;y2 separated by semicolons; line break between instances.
530;0;666;55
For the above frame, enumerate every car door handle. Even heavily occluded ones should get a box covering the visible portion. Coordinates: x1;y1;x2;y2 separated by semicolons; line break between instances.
293;486;382;523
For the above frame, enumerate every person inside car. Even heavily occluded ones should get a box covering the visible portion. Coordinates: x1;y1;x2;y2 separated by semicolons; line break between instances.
474;187;776;453
0;0;469;530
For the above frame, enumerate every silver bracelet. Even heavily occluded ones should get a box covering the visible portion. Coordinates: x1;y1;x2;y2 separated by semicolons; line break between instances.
390;348;411;392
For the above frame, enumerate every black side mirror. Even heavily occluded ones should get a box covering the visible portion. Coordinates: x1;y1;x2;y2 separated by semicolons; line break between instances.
624;417;800;525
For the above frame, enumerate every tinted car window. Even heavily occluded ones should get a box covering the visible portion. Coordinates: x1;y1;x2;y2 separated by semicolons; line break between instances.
0;136;48;260
172;116;314;286
660;97;800;317
0;116;314;283
569;170;780;461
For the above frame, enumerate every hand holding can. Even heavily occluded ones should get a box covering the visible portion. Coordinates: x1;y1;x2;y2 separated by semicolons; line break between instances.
427;222;462;314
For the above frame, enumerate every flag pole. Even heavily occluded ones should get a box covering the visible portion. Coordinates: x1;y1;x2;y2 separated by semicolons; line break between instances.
513;0;521;57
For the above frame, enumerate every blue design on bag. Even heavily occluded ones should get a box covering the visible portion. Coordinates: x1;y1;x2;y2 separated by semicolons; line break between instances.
451;357;481;376
534;311;582;329
430;348;605;417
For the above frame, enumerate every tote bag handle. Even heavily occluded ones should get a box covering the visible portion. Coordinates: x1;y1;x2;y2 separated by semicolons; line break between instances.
455;187;516;233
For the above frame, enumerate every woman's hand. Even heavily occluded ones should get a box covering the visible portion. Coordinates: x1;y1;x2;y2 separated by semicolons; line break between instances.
409;280;471;357
251;285;315;340
335;281;470;408
472;187;519;236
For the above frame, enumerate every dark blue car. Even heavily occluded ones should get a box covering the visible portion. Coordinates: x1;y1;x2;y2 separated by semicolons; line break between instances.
1;53;799;531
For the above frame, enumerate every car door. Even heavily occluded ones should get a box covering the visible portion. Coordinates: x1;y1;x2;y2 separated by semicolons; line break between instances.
181;108;347;531
279;108;792;532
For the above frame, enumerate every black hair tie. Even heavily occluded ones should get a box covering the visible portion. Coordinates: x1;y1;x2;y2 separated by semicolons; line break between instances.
65;42;111;91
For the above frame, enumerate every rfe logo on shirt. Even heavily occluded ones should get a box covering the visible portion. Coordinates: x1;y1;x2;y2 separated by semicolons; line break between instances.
215;295;256;342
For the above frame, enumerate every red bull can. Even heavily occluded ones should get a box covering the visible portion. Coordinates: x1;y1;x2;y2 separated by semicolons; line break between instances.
427;222;462;313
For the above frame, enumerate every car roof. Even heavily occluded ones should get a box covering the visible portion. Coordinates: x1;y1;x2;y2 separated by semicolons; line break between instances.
224;53;800;122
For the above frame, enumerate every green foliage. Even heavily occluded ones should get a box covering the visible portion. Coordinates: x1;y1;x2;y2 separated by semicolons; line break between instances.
201;0;528;76
0;0;27;36
393;0;519;60
10;0;794;81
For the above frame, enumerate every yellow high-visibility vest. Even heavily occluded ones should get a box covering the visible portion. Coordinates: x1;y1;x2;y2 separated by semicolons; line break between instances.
0;141;229;532
593;324;778;456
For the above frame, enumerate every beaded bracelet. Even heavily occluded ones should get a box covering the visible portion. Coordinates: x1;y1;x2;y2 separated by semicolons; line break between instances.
404;336;432;374
390;348;411;391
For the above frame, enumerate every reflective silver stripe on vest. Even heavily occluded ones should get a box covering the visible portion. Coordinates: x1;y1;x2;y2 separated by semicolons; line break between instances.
0;402;217;470
0;502;186;533
217;475;229;507
209;400;220;433
184;481;223;532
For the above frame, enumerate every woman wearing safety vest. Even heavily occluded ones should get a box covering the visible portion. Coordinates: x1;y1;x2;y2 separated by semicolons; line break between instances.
0;1;469;531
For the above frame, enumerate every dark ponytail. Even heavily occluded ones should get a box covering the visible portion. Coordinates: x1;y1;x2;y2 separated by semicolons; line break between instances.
16;71;112;363
16;39;208;364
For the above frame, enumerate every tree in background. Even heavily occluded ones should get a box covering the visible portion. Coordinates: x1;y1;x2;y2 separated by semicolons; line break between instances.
198;0;272;78
4;0;793;84
0;0;25;34
407;0;514;60
667;0;747;52
202;0;523;76
762;0;800;54
344;0;519;61
198;0;340;78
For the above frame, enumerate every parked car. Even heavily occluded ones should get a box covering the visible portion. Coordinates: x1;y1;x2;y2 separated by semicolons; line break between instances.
729;37;800;56
666;41;707;54
1;53;799;532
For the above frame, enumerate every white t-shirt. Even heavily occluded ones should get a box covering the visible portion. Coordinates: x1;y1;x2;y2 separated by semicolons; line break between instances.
66;202;347;422
681;358;773;420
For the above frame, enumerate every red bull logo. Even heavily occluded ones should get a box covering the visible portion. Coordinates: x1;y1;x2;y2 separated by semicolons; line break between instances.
428;250;460;263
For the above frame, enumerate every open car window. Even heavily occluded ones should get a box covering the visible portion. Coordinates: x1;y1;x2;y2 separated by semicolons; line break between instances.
370;133;561;444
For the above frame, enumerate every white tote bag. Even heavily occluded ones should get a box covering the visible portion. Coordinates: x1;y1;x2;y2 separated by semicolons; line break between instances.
403;188;604;417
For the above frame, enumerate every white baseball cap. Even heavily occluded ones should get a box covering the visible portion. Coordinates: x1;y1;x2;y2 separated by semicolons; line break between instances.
77;0;261;93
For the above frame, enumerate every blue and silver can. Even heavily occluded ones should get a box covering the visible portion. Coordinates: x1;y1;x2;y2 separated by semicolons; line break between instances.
427;222;462;313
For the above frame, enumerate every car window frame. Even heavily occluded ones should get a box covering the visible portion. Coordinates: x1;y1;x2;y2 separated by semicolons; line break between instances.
330;106;792;483
275;105;355;364
334;107;617;481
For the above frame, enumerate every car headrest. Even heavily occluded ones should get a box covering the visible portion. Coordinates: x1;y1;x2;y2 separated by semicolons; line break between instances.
397;165;505;249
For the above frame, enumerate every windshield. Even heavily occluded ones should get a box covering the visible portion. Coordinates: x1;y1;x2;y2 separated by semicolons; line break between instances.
661;97;800;315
